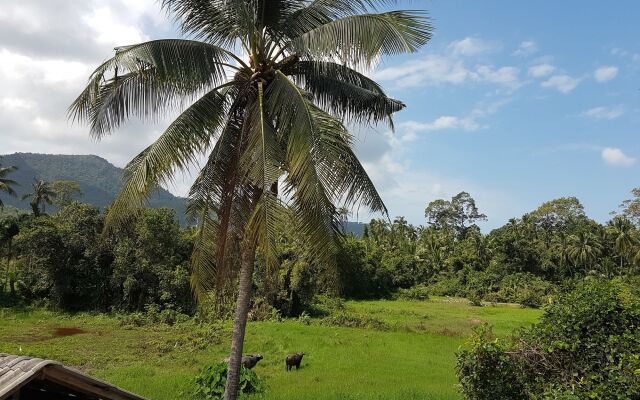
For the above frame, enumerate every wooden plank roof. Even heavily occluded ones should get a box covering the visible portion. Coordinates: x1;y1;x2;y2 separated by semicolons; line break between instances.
0;354;147;400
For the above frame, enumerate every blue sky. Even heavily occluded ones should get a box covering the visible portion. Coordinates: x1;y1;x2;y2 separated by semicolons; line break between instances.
350;0;640;228
0;0;637;230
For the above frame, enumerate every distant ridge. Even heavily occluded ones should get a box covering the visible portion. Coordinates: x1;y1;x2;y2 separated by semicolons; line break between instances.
0;153;372;231
0;153;187;223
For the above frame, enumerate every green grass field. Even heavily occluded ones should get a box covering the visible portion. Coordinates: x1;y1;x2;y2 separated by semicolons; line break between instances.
0;298;541;400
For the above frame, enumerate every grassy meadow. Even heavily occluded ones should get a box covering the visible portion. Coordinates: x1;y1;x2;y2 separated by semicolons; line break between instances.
0;298;541;400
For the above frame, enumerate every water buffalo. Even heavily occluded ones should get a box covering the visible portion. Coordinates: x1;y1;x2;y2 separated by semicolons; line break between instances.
285;352;305;371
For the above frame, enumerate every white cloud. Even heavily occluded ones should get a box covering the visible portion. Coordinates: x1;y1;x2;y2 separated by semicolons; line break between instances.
401;117;481;138
594;66;618;82
372;54;473;87
513;40;538;57
601;147;636;167
449;37;494;56
541;74;581;93
1;97;34;110
528;63;556;77
83;6;148;46
580;106;625;120
475;65;521;88
0;0;179;182
373;37;522;90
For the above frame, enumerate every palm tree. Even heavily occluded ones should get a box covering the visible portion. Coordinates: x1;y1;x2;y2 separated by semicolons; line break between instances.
22;179;56;217
337;207;351;234
69;2;432;398
0;162;18;209
568;232;603;274
607;216;637;274
553;232;573;277
0;217;20;295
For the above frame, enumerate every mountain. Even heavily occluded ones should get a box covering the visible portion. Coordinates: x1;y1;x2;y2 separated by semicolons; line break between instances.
0;153;372;231
0;153;187;223
343;221;367;237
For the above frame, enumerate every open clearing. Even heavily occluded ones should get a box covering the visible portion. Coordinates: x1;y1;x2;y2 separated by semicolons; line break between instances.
0;298;541;400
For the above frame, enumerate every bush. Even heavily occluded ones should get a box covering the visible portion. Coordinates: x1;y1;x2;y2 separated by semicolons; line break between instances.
248;298;282;322
456;279;640;399
308;295;345;317
456;325;527;399
395;285;430;301
190;362;264;400
467;291;483;307
119;304;190;326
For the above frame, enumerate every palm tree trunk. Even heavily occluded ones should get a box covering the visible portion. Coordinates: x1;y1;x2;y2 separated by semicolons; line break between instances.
224;239;257;400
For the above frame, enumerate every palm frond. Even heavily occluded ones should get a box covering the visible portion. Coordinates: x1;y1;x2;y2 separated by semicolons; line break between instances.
69;39;233;138
290;10;433;68
307;107;388;215
242;82;287;273
265;71;342;265
187;105;251;298
284;0;402;38
160;0;250;48
285;60;404;127
104;87;232;230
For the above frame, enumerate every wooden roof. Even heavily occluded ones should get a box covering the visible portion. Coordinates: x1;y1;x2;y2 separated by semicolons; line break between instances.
0;354;147;400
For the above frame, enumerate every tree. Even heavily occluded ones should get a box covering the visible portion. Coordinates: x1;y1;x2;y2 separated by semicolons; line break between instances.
568;232;603;274
607;216;637;274
51;180;83;207
69;2;432;398
528;197;586;247
619;187;640;226
425;192;486;239
0;161;18;209
0;216;20;296
21;179;56;217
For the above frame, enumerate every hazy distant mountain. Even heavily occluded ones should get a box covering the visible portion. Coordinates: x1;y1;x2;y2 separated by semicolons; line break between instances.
0;153;186;223
343;221;366;237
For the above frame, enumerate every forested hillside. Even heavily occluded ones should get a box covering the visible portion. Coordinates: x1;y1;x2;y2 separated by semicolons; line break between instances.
0;153;187;222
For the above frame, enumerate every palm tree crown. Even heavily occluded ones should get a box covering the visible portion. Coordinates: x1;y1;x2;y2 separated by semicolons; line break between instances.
70;0;432;293
0;161;18;208
69;2;432;398
22;179;56;217
0;159;18;208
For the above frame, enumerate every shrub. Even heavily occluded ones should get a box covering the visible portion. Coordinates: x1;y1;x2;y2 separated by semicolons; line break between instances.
456;325;527;399
190;362;264;400
297;311;312;325
395;285;430;301
308;295;345;317
456;279;640;399
467;291;483;307
248;298;282;322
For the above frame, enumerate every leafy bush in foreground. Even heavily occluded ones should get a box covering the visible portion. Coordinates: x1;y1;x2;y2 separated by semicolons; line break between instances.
457;279;640;399
191;362;264;400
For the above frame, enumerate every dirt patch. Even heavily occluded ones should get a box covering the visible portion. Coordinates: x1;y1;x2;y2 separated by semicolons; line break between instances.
53;327;87;337
468;318;483;325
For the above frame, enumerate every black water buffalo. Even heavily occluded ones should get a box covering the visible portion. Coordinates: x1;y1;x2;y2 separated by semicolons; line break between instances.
285;352;305;371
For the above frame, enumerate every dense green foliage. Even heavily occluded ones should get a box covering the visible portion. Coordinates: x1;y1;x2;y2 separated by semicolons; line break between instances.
457;280;640;399
1;203;193;312
3;188;640;317
191;362;265;399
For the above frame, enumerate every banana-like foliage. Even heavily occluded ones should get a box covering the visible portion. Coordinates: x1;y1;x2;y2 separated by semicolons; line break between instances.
70;0;432;299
